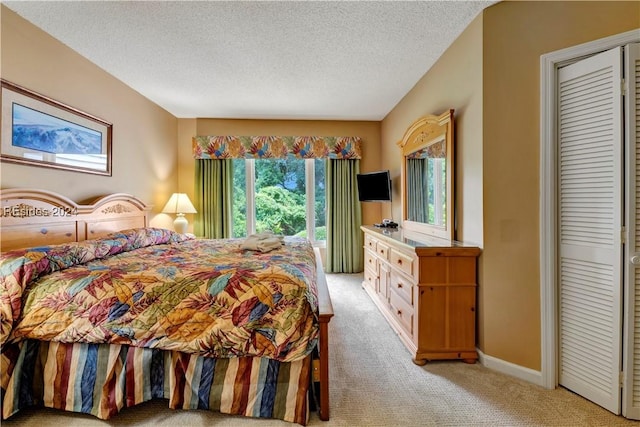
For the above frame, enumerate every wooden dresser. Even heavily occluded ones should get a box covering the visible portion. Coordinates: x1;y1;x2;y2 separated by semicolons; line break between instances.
361;225;481;364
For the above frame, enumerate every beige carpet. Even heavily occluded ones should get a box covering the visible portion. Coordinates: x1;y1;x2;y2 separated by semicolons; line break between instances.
3;273;637;426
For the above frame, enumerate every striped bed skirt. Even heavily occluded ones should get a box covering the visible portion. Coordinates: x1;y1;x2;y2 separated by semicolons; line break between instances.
0;340;311;425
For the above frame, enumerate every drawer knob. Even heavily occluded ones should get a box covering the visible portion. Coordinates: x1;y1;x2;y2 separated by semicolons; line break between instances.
397;309;402;315
40;228;48;235
397;259;403;265
397;283;403;288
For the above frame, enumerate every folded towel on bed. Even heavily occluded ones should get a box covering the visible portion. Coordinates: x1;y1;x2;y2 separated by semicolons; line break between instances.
249;232;285;242
241;232;284;253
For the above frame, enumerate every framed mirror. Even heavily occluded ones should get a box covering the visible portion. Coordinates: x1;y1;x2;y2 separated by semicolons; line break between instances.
396;109;455;240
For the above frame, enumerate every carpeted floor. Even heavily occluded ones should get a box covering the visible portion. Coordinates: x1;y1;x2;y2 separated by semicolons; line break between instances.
3;273;637;426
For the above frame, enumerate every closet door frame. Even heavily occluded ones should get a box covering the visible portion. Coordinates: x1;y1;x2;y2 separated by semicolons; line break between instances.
623;42;640;419
540;28;640;391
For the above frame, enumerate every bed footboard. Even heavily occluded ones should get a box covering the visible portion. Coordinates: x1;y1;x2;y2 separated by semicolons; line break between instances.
314;249;334;421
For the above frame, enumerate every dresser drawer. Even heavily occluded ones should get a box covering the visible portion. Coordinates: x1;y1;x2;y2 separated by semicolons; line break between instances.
364;249;378;272
364;264;378;290
376;241;390;260
389;288;413;335
364;234;378;252
390;248;415;277
390;269;413;305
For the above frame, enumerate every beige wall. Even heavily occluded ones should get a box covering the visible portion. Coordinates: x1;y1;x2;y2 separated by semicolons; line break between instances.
382;1;639;371
178;119;381;226
482;0;638;370
381;14;484;247
0;6;178;228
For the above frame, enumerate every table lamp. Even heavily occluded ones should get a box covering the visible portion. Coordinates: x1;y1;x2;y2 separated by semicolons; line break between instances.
162;193;197;234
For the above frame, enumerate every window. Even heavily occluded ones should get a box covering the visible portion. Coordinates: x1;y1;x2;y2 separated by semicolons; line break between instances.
427;157;446;226
232;156;325;244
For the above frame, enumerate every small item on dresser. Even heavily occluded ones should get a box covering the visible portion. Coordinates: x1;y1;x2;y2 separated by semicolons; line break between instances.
374;219;398;229
241;231;284;252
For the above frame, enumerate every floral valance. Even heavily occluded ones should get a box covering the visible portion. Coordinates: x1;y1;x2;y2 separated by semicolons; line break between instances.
193;135;362;160
406;139;445;159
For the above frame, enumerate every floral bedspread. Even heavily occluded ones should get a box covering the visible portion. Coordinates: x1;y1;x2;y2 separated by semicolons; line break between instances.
0;228;318;362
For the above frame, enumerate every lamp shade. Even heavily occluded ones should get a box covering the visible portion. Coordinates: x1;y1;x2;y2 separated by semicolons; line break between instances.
162;193;197;214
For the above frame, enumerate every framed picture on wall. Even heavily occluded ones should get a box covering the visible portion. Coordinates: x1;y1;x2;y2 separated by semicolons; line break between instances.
0;79;112;176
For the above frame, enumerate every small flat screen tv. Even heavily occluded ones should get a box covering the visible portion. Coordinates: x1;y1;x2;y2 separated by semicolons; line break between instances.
357;170;392;202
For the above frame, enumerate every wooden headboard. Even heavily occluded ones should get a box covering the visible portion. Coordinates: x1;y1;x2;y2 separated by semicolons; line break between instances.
0;189;151;252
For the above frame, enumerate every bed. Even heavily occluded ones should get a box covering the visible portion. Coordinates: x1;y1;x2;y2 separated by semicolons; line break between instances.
0;188;333;425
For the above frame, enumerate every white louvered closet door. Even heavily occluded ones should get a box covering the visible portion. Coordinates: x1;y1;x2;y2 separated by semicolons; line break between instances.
558;46;623;414
624;42;640;420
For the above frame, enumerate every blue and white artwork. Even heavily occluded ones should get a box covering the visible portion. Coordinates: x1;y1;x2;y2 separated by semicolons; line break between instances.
12;103;102;155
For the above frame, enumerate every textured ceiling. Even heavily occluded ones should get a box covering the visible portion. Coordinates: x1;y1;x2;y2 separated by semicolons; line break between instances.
4;1;495;120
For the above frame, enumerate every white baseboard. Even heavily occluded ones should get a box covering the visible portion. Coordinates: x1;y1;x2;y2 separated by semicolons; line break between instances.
477;349;546;387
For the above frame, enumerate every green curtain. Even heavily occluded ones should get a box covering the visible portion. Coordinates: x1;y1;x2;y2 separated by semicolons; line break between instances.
194;159;233;239
326;159;363;273
407;158;428;223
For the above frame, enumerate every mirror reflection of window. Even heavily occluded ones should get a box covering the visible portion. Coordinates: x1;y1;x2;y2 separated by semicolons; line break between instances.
406;140;446;227
428;157;445;226
407;158;428;223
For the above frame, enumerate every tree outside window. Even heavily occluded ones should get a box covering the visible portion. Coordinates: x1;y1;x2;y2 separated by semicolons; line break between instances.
232;157;325;243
